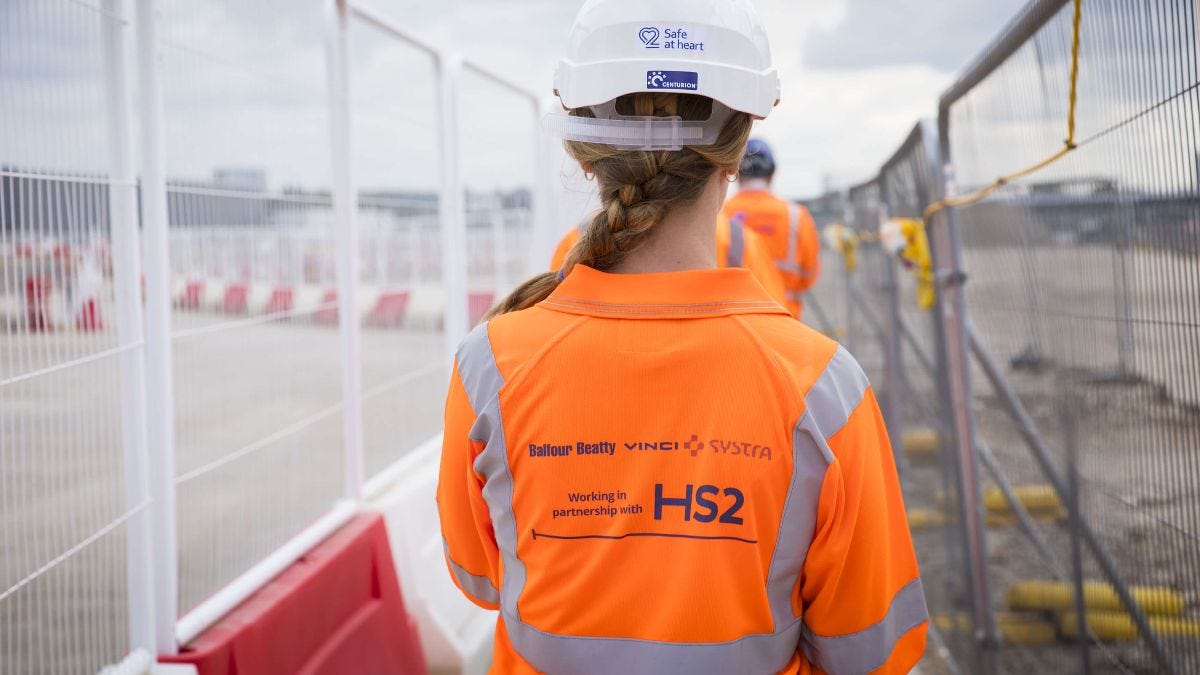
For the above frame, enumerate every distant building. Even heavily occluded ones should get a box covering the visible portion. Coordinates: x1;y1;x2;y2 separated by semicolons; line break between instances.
213;167;267;193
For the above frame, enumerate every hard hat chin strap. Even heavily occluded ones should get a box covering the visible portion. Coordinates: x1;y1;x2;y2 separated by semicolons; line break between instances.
542;101;736;151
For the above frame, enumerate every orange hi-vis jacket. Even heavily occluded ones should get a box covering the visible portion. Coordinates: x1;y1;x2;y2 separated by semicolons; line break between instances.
438;265;928;674
723;190;821;319
549;218;788;307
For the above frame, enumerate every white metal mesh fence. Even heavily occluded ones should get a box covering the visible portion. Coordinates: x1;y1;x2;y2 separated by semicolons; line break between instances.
1;1;140;672
346;8;448;482
2;0;549;669
155;0;346;617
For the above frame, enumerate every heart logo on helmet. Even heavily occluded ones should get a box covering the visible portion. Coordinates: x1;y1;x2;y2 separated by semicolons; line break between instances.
639;27;661;48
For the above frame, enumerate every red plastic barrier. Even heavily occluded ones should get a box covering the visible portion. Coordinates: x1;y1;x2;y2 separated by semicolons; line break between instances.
468;291;495;326
366;291;410;328
162;513;427;675
181;281;205;311
75;297;103;332
222;283;249;314
264;287;295;316
314;289;339;326
24;275;53;332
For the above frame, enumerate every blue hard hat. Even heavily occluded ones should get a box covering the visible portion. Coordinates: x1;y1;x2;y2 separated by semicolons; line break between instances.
740;138;776;178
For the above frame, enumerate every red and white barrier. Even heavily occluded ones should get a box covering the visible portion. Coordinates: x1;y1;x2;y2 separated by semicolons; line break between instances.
368;437;494;675
166;276;504;332
161;513;428;675
2;243;107;333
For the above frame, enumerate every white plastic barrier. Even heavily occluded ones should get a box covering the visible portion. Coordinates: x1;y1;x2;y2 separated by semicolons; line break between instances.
368;436;495;675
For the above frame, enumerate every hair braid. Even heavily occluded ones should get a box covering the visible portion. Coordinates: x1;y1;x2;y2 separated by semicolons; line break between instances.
486;93;752;320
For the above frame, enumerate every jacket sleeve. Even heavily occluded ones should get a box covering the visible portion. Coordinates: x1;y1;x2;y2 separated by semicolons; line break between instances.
795;207;822;293
798;387;927;674
436;360;502;610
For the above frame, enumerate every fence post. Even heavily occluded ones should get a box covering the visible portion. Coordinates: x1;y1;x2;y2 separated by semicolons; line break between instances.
877;204;907;473
133;0;179;655
491;194;507;299
326;0;364;502
103;0;155;655
528;97;554;278
438;52;469;355
929;120;998;674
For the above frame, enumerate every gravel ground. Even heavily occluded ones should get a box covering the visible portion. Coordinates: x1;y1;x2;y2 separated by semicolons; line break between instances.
809;244;1200;675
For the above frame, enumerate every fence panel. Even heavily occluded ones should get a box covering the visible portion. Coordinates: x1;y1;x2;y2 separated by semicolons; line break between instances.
458;65;539;317
155;0;347;623
344;8;449;486
1;1;146;671
943;0;1200;672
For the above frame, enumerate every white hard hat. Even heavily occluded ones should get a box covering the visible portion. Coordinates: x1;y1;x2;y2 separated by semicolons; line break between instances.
545;0;780;151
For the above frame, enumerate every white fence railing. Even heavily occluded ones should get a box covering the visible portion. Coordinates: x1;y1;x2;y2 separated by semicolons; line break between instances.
0;0;550;670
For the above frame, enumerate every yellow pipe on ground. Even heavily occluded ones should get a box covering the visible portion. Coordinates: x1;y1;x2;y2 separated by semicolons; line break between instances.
933;612;1057;646
1008;581;1185;616
907;508;947;531
983;485;1062;514
1059;610;1200;640
903;429;939;462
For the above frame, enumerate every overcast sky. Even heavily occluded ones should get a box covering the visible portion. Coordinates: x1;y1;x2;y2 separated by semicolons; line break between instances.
3;0;1034;204
353;0;1028;197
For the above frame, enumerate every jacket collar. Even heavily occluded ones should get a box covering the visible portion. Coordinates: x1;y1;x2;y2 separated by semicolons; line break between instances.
540;265;789;320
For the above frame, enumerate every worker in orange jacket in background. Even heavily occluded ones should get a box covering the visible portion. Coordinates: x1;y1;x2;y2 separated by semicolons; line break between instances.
723;139;821;319
550;215;788;307
438;1;926;673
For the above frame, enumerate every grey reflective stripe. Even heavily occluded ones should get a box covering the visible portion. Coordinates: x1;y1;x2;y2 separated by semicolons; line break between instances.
457;323;504;414
443;539;500;605
727;219;746;268
802;578;928;675
507;617;804;675
806;346;870;440
763;412;834;631
787;290;805;303
776;260;803;274
457;321;523;617
786;203;800;267
472;396;527;627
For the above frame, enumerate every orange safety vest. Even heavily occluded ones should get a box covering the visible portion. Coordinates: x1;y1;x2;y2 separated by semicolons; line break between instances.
549;218;788;307
438;266;927;675
723;190;821;319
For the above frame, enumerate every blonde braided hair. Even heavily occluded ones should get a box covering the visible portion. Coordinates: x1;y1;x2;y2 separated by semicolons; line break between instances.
487;93;752;319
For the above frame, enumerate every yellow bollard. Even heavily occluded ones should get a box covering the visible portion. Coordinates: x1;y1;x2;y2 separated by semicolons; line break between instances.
1059;610;1200;641
1007;581;1185;616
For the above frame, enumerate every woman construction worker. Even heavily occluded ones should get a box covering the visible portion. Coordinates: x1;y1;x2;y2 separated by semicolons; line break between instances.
438;1;927;673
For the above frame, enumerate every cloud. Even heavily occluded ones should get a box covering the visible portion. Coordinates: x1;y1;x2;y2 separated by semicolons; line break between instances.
803;0;1026;72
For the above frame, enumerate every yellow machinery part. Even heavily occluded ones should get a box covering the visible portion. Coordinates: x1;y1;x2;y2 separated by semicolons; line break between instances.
1008;581;1185;616
893;218;936;311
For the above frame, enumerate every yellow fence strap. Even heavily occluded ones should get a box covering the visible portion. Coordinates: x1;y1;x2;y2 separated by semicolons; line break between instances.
924;0;1084;223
